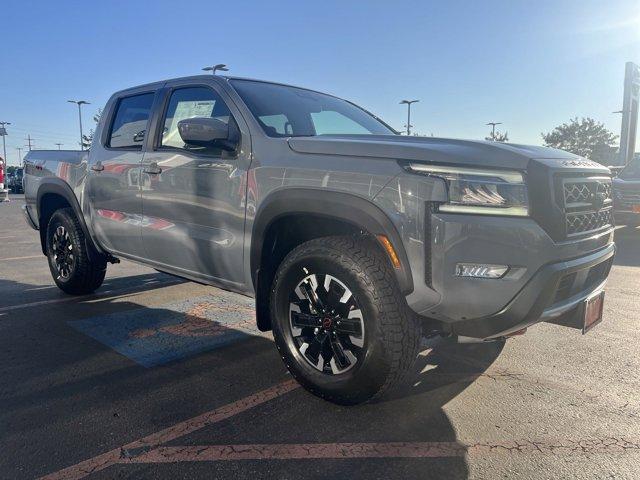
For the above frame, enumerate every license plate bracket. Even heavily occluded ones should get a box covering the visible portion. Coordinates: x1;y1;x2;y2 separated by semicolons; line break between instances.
582;290;605;334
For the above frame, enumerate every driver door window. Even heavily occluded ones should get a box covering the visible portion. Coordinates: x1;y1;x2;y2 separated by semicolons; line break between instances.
161;87;232;156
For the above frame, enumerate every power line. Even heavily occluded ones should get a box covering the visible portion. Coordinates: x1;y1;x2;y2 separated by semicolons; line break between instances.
9;126;77;142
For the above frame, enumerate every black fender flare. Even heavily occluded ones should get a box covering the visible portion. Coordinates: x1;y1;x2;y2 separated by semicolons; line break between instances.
36;178;105;262
251;188;414;295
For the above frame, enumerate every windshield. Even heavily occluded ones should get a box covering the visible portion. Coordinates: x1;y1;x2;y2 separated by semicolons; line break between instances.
619;159;640;180
230;80;395;138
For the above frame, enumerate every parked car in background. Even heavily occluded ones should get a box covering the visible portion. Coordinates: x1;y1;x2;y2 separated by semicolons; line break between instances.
8;168;24;194
613;157;640;227
22;75;615;404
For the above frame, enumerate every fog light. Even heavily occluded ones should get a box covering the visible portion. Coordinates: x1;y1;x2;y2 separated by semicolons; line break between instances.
455;263;509;279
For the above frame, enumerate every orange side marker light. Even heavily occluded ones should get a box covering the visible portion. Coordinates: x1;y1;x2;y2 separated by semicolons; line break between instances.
377;235;401;269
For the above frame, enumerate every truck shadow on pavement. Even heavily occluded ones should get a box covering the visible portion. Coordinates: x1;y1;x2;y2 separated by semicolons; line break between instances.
0;272;186;312
1;284;503;479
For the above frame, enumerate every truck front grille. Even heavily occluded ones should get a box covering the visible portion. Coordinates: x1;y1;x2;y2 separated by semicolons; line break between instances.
561;178;613;237
566;209;613;236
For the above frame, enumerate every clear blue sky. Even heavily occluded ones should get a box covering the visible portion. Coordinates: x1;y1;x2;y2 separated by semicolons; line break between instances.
1;0;638;166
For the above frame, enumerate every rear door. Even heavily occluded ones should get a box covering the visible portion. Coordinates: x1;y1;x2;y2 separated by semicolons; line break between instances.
85;90;157;258
139;80;251;288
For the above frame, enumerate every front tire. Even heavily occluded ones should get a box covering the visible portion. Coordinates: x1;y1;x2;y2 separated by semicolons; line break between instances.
45;208;106;295
270;235;421;405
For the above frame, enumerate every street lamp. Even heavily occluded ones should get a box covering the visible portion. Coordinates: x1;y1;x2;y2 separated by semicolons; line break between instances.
400;100;419;135
202;64;229;75
67;100;90;150
486;122;502;140
0;121;10;164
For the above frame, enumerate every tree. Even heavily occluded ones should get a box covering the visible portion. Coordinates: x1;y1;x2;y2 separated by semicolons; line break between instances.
541;117;618;162
485;130;509;142
81;109;102;149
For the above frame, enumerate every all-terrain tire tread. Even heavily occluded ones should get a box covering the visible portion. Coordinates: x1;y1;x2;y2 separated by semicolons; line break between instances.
47;207;106;295
270;234;421;403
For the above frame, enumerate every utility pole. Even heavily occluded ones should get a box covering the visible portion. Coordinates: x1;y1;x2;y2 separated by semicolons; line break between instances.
68;100;90;150
0;121;10;164
16;147;23;163
400;100;419;135
55;143;63;150
26;135;34;151
486;122;502;140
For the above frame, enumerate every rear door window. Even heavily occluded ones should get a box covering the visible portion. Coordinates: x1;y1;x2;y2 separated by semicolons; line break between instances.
108;93;155;149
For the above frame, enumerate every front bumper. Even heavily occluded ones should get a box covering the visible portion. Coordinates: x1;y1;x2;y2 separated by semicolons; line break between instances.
447;242;615;339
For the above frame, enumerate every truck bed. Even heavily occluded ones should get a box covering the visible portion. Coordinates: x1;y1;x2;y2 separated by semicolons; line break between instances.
23;150;89;228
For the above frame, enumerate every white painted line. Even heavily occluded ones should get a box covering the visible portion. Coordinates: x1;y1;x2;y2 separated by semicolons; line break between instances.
0;255;42;262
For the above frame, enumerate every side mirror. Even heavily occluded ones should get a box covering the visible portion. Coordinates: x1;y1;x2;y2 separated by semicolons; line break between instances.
178;117;232;149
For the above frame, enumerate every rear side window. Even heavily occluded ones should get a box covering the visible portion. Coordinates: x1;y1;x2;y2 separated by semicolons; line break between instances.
108;93;155;149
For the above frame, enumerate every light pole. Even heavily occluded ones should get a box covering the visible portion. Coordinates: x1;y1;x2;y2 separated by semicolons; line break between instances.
202;64;229;75
55;143;63;150
0;121;10;164
16;147;23;163
486;122;502;140
68;100;90;150
400;100;419;135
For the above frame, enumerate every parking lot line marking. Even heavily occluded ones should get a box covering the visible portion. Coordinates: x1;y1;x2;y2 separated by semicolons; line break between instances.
37;379;300;480
0;280;182;313
125;437;640;463
0;254;42;261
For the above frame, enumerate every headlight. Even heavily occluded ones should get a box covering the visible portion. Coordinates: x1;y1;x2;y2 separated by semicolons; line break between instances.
407;164;529;216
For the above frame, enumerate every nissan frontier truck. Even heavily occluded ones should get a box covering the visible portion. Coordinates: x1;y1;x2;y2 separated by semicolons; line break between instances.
22;75;615;404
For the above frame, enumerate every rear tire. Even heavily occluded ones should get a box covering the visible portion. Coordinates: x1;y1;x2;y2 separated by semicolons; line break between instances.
45;208;106;295
270;235;421;405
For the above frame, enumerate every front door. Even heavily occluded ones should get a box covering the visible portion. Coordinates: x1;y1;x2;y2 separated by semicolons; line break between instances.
85;91;156;258
140;83;250;288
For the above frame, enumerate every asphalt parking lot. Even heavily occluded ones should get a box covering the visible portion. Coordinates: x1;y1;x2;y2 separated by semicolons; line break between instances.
1;194;640;479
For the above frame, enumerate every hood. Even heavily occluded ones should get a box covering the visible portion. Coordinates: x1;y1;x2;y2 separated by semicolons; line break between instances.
287;134;604;171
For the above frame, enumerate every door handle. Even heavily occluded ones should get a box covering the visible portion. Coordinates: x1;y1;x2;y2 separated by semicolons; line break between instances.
143;163;162;175
91;162;104;172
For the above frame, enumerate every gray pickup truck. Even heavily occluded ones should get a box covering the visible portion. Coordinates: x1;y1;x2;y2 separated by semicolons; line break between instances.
613;157;640;227
23;75;615;404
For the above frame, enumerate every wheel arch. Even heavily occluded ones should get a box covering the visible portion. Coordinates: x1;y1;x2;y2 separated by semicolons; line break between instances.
251;188;414;331
36;179;105;262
